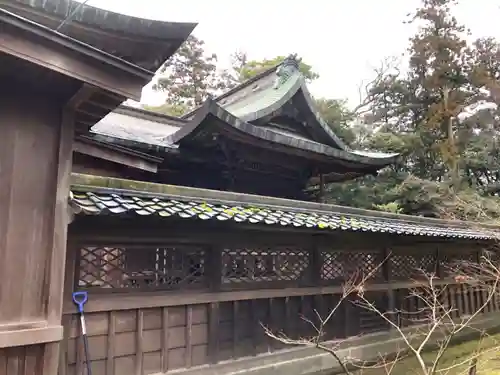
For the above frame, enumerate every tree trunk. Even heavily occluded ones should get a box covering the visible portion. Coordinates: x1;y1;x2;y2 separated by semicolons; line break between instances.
443;87;459;191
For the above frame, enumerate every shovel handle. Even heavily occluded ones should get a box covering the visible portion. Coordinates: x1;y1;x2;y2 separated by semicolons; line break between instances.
72;291;88;314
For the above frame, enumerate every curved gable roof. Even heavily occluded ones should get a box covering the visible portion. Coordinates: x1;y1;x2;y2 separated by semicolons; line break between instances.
164;98;398;167
183;55;356;151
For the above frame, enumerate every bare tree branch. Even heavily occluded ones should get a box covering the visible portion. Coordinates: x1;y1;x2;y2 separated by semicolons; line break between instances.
264;251;500;375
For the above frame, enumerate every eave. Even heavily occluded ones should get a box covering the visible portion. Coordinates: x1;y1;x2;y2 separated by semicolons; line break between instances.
90;105;183;148
1;0;197;72
0;8;169;132
74;135;162;173
165;98;399;170
0;8;152;86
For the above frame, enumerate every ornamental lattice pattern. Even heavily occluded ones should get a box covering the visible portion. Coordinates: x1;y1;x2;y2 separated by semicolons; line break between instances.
390;253;437;280
440;250;478;276
78;245;207;290
320;251;383;282
221;247;309;284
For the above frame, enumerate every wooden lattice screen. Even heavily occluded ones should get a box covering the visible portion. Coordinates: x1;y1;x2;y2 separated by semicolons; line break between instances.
321;250;384;283
75;245;483;292
390;253;438;280
221;246;309;285
67;242;500;375
78;245;207;290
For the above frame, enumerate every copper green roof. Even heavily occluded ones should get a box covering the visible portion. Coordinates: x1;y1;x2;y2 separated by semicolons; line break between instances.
165;99;399;167
69;175;496;240
91;55;398;175
218;57;348;151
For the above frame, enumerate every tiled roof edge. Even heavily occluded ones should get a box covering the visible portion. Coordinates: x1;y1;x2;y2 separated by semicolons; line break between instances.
69;173;500;233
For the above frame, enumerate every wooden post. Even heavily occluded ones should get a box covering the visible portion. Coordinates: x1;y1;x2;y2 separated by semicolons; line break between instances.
207;245;221;363
383;248;397;327
309;238;321;286
318;174;325;203
0;87;74;374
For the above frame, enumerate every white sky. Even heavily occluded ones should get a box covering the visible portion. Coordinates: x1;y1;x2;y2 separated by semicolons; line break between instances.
82;0;500;107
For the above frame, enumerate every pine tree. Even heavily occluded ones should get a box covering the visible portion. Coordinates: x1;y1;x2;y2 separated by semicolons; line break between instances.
153;35;229;110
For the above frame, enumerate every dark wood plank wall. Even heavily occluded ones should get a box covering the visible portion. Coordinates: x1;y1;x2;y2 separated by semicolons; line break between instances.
58;283;498;375
0;88;73;374
57;223;498;375
0;345;45;374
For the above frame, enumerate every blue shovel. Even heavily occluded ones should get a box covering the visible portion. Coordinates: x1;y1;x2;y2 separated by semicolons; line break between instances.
73;291;92;375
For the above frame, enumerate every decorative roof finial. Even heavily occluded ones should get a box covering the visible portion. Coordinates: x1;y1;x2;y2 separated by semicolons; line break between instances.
273;53;301;89
282;53;300;70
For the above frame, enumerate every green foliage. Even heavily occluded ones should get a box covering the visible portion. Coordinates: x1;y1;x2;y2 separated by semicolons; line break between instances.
374;202;402;214
145;2;500;222
313;98;357;145
152;35;230;111
142;103;189;117
322;0;500;222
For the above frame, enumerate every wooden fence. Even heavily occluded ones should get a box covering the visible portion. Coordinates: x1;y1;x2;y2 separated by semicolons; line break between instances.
57;237;499;375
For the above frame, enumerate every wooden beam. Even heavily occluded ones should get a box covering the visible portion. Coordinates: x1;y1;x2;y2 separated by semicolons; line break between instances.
61;279;458;314
65;83;97;111
0;325;63;348
73;139;159;173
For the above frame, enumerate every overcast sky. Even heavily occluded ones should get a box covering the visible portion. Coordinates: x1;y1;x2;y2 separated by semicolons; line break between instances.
82;0;500;107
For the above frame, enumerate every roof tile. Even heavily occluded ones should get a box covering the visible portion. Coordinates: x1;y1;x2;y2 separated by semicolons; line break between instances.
69;191;495;240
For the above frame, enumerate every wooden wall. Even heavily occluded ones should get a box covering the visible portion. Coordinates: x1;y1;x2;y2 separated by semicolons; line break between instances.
0;345;45;374
59;283;499;375
58;222;498;375
62;304;208;375
0;87;73;374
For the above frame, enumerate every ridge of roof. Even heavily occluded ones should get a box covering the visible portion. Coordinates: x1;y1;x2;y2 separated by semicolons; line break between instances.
222;69;302;121
216;63;281;103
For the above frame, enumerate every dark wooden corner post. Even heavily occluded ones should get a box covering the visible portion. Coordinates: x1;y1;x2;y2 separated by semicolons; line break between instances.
207;244;222;364
0;83;90;374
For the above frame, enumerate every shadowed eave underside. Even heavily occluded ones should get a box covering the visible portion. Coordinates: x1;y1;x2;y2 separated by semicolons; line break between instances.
1;0;197;72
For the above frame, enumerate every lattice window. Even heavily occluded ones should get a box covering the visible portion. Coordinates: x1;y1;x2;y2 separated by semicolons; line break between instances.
77;245;207;290
440;250;478;277
321;251;383;282
221;247;309;284
390;253;437;280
